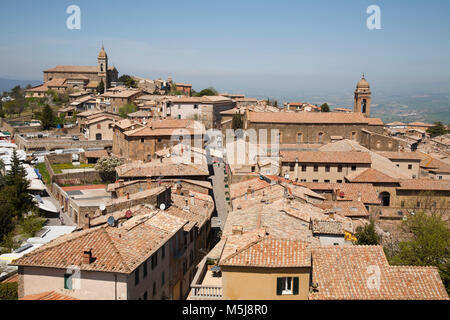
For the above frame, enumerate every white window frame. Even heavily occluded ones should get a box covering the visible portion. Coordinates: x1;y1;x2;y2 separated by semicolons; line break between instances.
281;277;293;295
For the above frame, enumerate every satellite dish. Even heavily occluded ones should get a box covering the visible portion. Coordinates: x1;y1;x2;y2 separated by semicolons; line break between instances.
125;210;133;219
159;203;166;211
107;216;116;227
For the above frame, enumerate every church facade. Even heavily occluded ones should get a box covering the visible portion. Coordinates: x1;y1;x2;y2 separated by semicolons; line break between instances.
26;47;118;97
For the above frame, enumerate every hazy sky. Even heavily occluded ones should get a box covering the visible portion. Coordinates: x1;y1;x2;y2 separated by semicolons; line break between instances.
1;0;449;99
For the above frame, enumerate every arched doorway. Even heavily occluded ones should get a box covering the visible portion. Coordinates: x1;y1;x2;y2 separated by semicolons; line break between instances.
380;192;390;207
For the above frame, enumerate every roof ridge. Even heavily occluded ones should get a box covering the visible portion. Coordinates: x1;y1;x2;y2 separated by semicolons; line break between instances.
103;228;132;273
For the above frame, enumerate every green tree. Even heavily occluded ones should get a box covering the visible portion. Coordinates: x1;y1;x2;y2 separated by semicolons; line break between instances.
95;155;124;182
40;104;56;130
3;149;36;220
427;122;447;138
195;87;218;97
387;212;450;293
0;202;14;242
97;79;105;94
118;103;137;118
354;219;380;245
320;103;330;112
118;75;137;88
232;113;243;130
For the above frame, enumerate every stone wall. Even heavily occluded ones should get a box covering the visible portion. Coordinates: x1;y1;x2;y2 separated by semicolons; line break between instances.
360;130;405;151
15;134;112;152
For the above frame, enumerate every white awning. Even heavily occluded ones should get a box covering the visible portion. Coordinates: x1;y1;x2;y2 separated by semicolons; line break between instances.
29;179;46;191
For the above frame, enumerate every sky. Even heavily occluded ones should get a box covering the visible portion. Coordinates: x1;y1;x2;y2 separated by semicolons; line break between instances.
1;0;449;100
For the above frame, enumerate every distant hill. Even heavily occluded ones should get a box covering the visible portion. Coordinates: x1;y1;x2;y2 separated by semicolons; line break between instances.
0;78;40;93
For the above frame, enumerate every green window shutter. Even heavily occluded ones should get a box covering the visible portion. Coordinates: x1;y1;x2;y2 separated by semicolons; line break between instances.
276;278;283;295
64;274;72;290
293;277;299;295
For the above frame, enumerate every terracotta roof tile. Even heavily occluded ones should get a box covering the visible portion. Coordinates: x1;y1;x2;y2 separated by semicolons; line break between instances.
345;168;399;183
248;111;383;125
312;220;344;235
21;291;78;300
398;179;450;191
310;246;448;300
220;237;311;268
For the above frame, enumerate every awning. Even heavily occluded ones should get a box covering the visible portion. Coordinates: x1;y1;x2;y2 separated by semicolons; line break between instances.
29;179;46;191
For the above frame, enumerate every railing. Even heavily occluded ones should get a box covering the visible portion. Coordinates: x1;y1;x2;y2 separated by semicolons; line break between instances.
189;285;223;299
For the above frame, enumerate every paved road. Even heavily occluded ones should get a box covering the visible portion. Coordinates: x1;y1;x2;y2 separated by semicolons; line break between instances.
43;186;76;227
211;162;230;231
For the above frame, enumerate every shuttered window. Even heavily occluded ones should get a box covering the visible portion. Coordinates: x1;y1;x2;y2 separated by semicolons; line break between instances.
276;277;299;295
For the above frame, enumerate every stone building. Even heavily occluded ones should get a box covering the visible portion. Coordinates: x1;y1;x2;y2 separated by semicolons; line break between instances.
280;151;372;183
242;111;384;145
168;96;236;128
354;74;371;117
112;119;204;161
27;46;118;97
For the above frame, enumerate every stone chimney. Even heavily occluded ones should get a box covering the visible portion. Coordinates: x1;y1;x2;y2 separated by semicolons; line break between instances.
83;215;91;230
232;225;243;235
190;194;195;206
118;180;124;187
83;247;93;264
357;191;362;202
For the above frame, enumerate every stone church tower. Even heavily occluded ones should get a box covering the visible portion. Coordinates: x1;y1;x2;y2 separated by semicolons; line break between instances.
98;46;108;87
354;74;371;117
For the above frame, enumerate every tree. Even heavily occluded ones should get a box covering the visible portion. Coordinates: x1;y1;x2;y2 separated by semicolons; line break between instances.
40;104;56;130
320;103;330;112
354;219;380;245
232;113;243;130
427;122;447;138
97;79;105;94
118;75;137;88
387;212;450;293
0;202;14;243
118;103;137;118
95;155;124;182
3;149;35;220
195;87;218;97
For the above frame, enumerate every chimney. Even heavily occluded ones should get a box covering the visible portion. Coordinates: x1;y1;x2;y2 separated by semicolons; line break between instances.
83;215;91;230
119;180;124;187
232;225;243;235
247;186;252;197
83;247;93;264
190;194;195;206
126;192;130;200
357;191;362;202
146;178;152;190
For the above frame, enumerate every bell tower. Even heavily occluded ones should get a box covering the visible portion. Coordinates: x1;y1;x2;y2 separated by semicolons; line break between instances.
354;73;371;117
98;45;108;88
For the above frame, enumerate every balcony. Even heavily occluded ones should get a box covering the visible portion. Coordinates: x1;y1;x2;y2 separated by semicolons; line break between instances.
187;257;223;300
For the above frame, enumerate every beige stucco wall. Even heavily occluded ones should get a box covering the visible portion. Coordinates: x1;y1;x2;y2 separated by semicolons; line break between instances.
282;163;370;183
19;266;128;300
221;267;310;300
88;119;114;141
390;160;420;179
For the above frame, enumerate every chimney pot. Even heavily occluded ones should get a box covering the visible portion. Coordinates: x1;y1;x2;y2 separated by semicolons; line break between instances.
232;225;243;235
83;247;93;264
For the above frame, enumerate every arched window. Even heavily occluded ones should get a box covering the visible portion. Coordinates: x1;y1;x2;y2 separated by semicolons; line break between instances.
351;132;357;140
297;132;303;144
362;99;367;113
100;64;104;72
318;132;324;143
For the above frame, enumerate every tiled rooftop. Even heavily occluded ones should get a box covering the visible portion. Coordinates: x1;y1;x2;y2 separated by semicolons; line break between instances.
248;111;383;125
310;246;448;300
220;237;311;268
345;168;399;183
311;220;344;235
13;210;186;274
